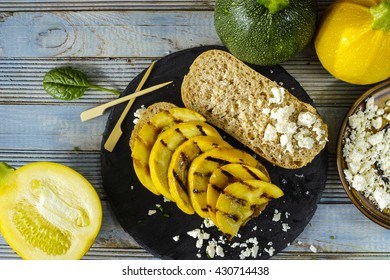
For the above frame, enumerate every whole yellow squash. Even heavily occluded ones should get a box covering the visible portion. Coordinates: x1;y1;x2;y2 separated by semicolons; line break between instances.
315;0;390;85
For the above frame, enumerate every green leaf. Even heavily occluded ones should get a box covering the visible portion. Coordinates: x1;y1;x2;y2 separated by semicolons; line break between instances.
43;67;121;100
43;67;90;100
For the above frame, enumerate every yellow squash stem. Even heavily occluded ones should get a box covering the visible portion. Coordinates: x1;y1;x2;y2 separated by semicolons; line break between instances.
371;0;390;31
0;162;14;186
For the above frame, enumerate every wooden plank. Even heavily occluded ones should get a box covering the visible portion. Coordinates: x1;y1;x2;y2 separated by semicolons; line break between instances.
0;58;153;105
0;1;216;11
0;0;332;13
284;204;390;254
0;11;218;58
1;204;390;259
0;105;349;152
0;0;333;12
0;150;350;204
0;104;344;152
0;104;109;150
0;57;371;107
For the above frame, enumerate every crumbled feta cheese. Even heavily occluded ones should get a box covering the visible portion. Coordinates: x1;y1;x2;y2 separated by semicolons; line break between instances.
343;97;390;211
272;210;281;222
264;124;278;141
187;228;210;249
269;87;285;105
372;117;383;130
133;105;146;124
187;229;200;239
298;111;317;127
264;247;275;257
173;235;180;242
295;133;315;149
373;188;390;211
262;108;271;116
282;223;291;232
203;218;215;228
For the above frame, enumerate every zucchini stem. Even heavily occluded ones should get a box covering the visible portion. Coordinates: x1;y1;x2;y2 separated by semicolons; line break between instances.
371;0;390;32
257;0;290;14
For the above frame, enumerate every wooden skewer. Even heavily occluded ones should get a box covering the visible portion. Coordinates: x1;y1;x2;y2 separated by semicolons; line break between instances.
80;80;172;122
104;61;156;152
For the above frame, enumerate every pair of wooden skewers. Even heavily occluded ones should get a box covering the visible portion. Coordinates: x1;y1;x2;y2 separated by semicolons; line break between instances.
79;62;172;152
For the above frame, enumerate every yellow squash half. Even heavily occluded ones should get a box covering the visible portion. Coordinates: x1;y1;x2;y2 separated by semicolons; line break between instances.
315;0;390;85
0;162;102;260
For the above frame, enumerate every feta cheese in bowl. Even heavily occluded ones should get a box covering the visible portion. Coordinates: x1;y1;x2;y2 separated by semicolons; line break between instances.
337;80;390;229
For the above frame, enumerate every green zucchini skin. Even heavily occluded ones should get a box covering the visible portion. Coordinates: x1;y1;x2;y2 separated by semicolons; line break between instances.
214;0;317;65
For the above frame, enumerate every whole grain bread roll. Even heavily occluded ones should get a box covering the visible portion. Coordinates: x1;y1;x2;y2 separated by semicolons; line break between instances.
181;49;328;169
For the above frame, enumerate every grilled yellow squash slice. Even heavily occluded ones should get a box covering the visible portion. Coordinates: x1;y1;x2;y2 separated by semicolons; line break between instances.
132;108;205;195
187;147;262;218
149;121;221;201
215;180;283;239
168;136;231;214
207;163;270;225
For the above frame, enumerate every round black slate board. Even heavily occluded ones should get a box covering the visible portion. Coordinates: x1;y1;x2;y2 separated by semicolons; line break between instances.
101;45;328;259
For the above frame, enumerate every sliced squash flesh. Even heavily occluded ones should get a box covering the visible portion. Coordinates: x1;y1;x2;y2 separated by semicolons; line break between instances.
132;108;206;195
0;162;102;260
168;136;231;214
187;147;261;218
207;163;270;225
216;179;283;239
149;121;221;201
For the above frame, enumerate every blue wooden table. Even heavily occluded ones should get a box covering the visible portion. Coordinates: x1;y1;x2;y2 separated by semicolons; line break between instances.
0;0;389;259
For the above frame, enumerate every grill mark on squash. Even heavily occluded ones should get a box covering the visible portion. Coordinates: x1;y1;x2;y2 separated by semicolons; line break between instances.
223;212;240;222
172;169;187;191
193;171;212;177
222;192;248;207
242;165;262;180
160;139;168;147
196;124;208;136
132;158;150;175
192;188;206;194
205;156;231;165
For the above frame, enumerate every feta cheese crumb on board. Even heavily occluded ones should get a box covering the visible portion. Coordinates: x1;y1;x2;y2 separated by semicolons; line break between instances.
342;96;390;211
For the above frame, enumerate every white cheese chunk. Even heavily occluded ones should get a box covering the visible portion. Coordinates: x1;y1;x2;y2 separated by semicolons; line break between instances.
269;87;285;105
298;111;317;127
263;124;278;141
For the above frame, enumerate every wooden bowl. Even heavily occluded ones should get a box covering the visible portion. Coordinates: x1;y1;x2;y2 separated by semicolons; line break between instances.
337;80;390;229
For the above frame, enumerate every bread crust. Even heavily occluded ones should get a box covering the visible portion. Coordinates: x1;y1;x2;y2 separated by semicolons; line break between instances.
181;49;328;169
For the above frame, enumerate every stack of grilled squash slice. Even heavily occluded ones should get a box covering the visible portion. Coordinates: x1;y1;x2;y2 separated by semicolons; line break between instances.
131;104;283;239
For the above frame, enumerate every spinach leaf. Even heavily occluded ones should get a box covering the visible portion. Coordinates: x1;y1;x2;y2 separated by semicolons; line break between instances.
43;67;120;100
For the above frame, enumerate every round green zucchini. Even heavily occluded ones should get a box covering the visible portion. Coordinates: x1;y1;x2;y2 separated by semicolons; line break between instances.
214;0;317;65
